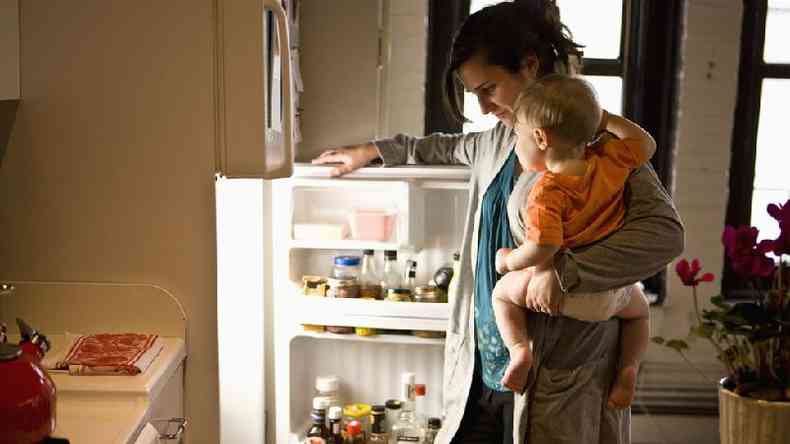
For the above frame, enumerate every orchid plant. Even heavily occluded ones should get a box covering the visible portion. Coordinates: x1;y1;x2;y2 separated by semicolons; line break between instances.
652;199;790;401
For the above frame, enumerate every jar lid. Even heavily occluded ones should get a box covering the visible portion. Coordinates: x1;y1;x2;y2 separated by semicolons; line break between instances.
415;384;426;396
315;375;339;392
384;250;397;259
371;405;386;414
334;255;361;266
414;285;437;295
303;275;327;287
343;403;372;418
428;417;442;428
385;399;402;410
363;249;374;255
0;343;21;361
453;252;460;260
328;406;343;419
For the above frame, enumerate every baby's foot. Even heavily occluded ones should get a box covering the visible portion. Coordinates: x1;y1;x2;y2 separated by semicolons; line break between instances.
607;365;638;409
501;343;533;393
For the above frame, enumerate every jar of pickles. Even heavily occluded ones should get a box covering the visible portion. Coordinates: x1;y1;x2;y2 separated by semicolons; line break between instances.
385;288;412;302
412;285;446;339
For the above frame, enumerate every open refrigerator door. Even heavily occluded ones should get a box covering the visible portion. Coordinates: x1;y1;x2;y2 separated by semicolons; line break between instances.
272;163;471;443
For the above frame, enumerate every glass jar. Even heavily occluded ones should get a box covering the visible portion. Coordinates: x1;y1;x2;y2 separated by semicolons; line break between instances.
385;288;412;302
342;404;371;441
384;399;402;430
326;277;360;299
412;285;446;338
332;255;361;279
314;375;341;412
302;275;328;297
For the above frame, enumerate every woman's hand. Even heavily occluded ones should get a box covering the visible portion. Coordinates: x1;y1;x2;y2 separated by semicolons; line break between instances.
495;248;512;275
525;265;563;315
311;143;381;177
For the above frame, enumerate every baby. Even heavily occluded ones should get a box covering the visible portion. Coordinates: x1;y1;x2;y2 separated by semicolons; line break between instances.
492;74;653;409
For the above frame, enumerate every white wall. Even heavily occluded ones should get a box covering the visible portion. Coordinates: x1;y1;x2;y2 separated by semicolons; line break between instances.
0;1;220;443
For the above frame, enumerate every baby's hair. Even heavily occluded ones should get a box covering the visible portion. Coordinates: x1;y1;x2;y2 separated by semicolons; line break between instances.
513;74;601;149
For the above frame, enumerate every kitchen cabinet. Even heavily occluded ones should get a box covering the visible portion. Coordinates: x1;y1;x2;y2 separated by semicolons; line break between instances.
0;0;19;100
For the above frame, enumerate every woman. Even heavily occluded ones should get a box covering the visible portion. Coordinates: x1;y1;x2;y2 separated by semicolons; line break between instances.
313;2;683;443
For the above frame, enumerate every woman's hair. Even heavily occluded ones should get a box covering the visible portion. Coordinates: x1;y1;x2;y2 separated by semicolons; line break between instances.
513;74;601;151
443;0;584;123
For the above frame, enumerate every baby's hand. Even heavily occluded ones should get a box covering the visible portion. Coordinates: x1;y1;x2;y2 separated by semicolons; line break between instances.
495;248;512;275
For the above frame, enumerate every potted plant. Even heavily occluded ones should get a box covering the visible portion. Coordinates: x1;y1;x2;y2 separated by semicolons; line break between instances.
652;198;790;444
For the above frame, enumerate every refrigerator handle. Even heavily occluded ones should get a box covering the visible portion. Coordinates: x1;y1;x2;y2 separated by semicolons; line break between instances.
262;0;294;179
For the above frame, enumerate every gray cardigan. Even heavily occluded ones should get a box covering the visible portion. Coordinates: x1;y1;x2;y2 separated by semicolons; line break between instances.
375;122;684;444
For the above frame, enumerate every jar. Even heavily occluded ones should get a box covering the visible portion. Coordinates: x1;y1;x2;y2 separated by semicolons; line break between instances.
412;285;447;338
413;285;444;303
332;255;361;279
302;275;328;297
385;288;412;302
359;284;383;299
315;375;341;412
343;403;371;441
354;326;376;336
384;399;402;431
327;277;360;299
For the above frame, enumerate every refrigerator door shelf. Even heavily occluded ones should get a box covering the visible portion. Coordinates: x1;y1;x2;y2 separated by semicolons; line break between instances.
292;163;471;181
291;295;449;332
292;331;444;346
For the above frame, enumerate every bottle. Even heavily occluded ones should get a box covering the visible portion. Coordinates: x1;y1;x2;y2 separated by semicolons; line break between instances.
384;399;402;433
315;375;341;412
368;405;389;443
381;250;401;292
359;249;383;299
424;418;442;444
391;372;424;443
327;406;343;444
404;260;417;292
306;397;330;440
414;383;426;424
446;252;461;300
344;420;365;444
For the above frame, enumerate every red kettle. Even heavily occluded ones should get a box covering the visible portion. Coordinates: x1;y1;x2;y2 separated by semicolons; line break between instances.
0;318;57;444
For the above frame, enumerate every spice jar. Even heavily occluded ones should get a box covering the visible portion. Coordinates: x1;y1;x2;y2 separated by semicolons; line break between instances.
412;285;446;339
385;288;412;302
327;277;360;299
343;404;371;441
384;399;402;431
332;255;361;279
302;276;328;333
302;275;328;297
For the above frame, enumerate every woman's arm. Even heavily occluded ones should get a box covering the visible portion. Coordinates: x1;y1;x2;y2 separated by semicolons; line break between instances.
312;125;506;176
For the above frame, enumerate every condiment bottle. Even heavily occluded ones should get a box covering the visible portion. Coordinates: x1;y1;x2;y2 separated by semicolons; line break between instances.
359;249;383;299
424;417;442;444
327;406;343;444
368;405;389;443
315;375;341;412
384;399;402;432
306;397;330;440
446;252;461;299
343;420;365;444
381;250;401;292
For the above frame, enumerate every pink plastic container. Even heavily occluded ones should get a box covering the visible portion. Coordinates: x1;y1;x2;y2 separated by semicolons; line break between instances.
348;209;396;241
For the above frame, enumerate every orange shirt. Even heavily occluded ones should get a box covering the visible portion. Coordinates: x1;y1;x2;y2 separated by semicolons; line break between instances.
525;138;648;248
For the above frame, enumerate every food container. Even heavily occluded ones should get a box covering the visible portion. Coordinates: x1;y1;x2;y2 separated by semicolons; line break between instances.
359;284;383;299
385;288;412;302
332;256;361;279
348;209;396;242
412;285;446;338
343;404;372;440
293;223;349;240
302;276;328;297
327;277;360;299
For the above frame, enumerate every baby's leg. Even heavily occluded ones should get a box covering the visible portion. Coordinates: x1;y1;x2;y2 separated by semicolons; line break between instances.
607;284;650;410
491;268;534;393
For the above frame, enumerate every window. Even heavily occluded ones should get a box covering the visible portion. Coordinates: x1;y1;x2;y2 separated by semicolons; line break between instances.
425;0;684;304
724;0;790;296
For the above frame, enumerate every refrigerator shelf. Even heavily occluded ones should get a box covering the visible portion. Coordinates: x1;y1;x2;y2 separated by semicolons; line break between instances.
292;331;445;346
288;239;407;251
292;295;449;331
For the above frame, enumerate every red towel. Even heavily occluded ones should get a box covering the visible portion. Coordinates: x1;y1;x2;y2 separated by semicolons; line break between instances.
60;333;159;375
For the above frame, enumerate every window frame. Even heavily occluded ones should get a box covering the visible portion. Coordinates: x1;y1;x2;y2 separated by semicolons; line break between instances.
724;0;790;298
425;0;685;304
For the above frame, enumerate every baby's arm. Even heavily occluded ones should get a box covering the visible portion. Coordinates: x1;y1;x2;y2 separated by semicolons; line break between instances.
602;111;656;161
498;241;560;274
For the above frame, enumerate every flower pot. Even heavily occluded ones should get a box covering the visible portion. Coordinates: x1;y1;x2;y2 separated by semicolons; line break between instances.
719;386;790;444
